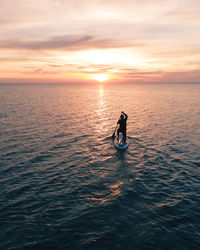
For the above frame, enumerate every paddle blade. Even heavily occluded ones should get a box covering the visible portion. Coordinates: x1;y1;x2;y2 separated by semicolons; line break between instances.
112;131;115;139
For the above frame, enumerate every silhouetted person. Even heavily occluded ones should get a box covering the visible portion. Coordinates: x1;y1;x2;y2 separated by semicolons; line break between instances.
117;111;128;142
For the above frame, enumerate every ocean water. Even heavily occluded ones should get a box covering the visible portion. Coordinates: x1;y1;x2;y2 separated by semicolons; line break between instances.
0;83;200;249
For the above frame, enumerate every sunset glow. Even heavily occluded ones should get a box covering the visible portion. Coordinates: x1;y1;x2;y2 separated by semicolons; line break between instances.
91;74;110;82
1;0;200;84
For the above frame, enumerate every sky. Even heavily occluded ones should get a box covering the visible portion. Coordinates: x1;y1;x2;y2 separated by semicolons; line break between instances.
0;0;200;83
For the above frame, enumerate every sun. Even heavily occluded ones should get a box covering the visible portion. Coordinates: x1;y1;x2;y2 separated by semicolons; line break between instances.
91;73;110;82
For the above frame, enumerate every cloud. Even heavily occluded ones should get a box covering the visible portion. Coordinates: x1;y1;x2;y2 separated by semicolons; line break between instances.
0;57;32;62
165;10;200;23
119;68;164;77
0;35;135;51
30;68;61;75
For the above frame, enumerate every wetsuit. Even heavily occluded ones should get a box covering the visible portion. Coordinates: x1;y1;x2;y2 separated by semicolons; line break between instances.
117;113;128;142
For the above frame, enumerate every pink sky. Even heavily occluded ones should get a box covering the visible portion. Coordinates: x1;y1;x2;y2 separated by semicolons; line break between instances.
0;0;200;83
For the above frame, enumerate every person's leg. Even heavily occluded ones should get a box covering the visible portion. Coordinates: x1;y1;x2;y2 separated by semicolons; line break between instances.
123;130;126;142
117;128;120;139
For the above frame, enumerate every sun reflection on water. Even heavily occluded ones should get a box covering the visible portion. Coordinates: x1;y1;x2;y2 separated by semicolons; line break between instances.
94;84;108;135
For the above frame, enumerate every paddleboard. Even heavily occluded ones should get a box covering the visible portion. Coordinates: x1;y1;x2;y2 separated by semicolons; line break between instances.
114;133;129;150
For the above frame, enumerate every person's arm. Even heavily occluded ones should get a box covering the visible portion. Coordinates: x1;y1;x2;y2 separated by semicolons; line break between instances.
122;111;128;120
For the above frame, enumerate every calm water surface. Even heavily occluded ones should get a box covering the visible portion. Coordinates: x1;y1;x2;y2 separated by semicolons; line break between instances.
0;83;200;249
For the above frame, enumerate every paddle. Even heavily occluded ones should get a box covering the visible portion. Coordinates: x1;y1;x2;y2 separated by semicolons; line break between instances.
112;124;118;139
112;113;122;139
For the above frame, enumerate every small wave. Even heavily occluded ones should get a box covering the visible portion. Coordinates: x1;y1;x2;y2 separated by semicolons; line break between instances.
29;153;51;163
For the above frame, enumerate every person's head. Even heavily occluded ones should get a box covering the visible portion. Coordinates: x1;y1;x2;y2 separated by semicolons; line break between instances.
120;114;124;119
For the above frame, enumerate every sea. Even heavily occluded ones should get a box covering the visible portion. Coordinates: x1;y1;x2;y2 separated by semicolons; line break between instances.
0;83;200;249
